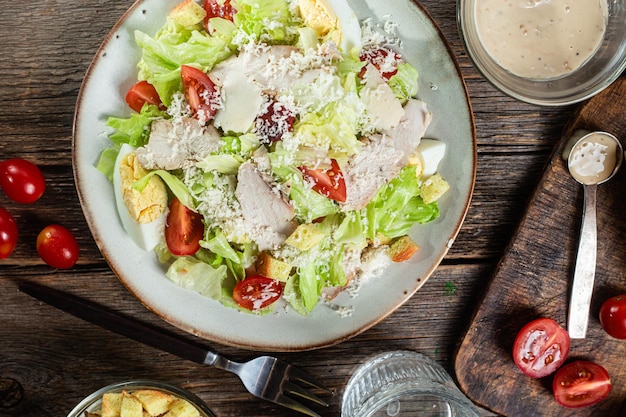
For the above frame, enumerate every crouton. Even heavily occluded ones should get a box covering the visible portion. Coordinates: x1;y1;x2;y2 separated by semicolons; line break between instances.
284;223;325;250
255;252;292;282
164;398;200;417
387;236;420;262
169;0;206;27
120;391;143;417
420;173;450;204
101;392;123;417
132;390;174;416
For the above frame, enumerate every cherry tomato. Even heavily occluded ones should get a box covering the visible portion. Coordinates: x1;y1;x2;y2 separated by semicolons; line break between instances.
36;224;79;269
512;318;570;378
233;275;283;310
0;207;18;259
204;0;236;32
165;198;204;256
125;80;165;113
0;158;45;204
359;47;403;80
553;361;611;408
180;65;219;121
599;295;626;339
299;159;347;203
255;100;295;144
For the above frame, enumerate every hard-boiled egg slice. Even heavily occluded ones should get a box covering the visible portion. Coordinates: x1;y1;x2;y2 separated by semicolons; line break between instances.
113;143;168;251
328;0;362;52
416;139;446;177
298;0;362;53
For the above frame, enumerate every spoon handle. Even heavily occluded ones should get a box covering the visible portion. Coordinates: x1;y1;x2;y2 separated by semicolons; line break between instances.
567;184;597;339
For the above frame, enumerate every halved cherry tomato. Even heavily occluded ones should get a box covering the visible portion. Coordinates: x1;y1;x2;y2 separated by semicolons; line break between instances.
180;65;219;121
0;207;18;259
36;224;79;269
125;80;165;113
233;275;282;310
299;159;346;203
165;197;204;256
255;100;295;144
599;294;626;339
204;0;236;32
359;47;403;80
0;158;45;204
512;317;570;378
553;361;611;408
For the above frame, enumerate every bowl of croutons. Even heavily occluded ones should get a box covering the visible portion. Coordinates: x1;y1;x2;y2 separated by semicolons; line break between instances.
66;380;216;417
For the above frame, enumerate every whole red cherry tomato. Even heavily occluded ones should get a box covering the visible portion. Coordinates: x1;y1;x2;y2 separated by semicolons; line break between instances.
599;294;626;339
512;317;570;378
0;158;45;204
553;361;611;408
0;207;18;258
36;224;79;269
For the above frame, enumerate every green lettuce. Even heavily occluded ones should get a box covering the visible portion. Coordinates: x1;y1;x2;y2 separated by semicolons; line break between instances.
135;12;235;106
291;241;346;312
166;256;228;300
388;62;419;103
365;166;439;239
232;0;298;43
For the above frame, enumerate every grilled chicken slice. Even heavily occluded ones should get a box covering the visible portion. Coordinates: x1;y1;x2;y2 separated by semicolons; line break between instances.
235;160;297;251
136;117;221;170
341;98;432;211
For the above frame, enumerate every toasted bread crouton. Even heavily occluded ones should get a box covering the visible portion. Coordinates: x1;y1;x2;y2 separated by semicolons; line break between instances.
121;392;143;417
101;392;123;417
132;390;174;416
407;152;424;178
388;236;419;262
255;252;292;282
421;173;450;204
169;0;206;27
284;223;325;250
164;398;200;417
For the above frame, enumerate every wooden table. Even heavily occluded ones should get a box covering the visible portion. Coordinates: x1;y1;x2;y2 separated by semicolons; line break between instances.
0;1;577;416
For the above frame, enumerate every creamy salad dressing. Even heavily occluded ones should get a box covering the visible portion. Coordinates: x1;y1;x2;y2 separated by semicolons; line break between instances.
475;0;608;79
568;132;619;185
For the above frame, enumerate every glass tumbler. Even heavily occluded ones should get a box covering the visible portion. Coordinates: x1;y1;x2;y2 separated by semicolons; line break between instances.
341;351;482;417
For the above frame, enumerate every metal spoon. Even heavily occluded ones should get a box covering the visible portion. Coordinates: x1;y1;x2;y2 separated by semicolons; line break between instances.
567;131;623;339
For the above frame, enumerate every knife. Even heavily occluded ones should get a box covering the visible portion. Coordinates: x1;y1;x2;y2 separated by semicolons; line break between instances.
18;280;212;364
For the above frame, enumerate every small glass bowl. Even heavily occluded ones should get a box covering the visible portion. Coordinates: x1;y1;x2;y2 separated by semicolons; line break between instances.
457;0;626;106
341;351;482;417
66;380;216;417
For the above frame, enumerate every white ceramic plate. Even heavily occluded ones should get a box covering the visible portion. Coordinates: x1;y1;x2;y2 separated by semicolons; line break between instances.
73;0;476;351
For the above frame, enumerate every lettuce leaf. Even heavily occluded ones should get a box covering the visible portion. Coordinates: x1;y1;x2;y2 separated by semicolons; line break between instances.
166;256;228;300
388;62;419;103
135;18;235;106
365;166;439;239
232;0;298;43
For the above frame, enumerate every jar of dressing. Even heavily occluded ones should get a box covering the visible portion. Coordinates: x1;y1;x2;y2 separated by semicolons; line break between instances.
473;0;608;80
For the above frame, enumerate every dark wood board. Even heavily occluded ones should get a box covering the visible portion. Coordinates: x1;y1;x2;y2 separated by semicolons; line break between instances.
453;76;626;417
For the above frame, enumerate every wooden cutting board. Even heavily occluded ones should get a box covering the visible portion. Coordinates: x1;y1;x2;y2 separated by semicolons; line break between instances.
454;76;626;417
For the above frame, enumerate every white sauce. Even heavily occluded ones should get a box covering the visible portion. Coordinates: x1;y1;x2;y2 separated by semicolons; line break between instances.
568;132;619;185
474;0;608;79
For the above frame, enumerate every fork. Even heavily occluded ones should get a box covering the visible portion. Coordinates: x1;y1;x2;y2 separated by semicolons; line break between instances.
18;281;332;417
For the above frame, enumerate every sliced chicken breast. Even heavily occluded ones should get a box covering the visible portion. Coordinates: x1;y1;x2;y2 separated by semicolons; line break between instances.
235;161;297;251
136;117;221;170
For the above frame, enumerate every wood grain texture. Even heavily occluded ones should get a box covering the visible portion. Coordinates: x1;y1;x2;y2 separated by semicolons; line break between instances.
454;77;626;417
0;0;583;416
